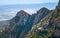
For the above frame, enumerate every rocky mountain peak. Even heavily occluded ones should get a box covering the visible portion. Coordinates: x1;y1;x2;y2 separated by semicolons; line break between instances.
16;10;30;16
1;0;60;38
40;7;49;10
37;7;50;14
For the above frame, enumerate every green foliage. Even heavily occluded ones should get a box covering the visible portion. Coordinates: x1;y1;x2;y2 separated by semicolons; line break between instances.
0;32;5;38
26;29;52;38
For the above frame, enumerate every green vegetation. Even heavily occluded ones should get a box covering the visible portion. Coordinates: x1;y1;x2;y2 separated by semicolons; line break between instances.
0;32;5;38
26;29;52;38
25;10;53;38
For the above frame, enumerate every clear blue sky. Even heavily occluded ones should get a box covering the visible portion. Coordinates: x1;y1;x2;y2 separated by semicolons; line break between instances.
0;0;59;5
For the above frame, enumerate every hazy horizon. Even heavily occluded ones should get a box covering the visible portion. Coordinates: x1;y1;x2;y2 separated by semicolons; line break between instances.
0;0;58;5
0;0;59;21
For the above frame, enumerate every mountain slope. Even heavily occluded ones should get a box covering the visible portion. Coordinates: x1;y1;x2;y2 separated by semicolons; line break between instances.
25;8;53;38
2;7;50;38
48;0;60;37
25;0;60;38
4;10;31;38
1;1;59;38
19;7;50;38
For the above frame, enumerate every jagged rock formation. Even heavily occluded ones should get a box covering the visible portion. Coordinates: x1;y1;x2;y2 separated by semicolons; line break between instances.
19;7;50;38
0;0;60;38
3;7;50;38
4;10;31;38
49;0;60;37
25;0;60;38
25;8;53;38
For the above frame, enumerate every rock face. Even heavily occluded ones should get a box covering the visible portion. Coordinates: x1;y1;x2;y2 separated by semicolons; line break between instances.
33;7;50;25
2;0;60;38
19;8;50;38
4;10;31;38
25;0;60;38
49;0;60;37
3;7;50;38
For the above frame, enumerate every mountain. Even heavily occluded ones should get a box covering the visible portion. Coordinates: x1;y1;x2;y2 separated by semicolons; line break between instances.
25;0;60;38
3;10;30;38
2;6;50;38
19;7;50;38
0;2;57;20
48;0;60;37
0;0;60;38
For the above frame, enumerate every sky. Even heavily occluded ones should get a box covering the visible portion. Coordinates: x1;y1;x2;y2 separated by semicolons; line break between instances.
0;0;59;5
0;0;59;21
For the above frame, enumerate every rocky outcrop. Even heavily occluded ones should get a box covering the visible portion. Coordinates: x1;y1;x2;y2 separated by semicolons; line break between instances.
3;0;60;38
19;8;50;38
3;7;50;38
4;10;30;38
25;0;60;38
49;0;60;37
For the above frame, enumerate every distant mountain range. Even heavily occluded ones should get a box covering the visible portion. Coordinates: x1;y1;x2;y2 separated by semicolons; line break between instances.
0;2;58;10
0;0;60;38
0;2;58;21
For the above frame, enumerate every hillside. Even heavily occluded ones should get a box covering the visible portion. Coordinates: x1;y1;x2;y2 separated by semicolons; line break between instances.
2;7;50;38
0;0;60;38
25;0;60;38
